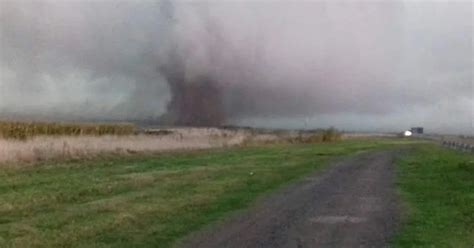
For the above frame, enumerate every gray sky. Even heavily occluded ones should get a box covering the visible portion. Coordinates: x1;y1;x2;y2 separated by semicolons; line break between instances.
0;0;472;134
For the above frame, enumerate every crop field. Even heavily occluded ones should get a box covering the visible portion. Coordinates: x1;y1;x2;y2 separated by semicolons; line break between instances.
0;138;417;247
0;121;135;140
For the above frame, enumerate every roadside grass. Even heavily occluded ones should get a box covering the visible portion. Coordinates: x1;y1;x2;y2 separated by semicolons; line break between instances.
392;144;474;248
0;138;418;247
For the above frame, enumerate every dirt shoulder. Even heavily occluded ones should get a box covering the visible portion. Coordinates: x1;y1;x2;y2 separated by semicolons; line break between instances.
180;149;404;248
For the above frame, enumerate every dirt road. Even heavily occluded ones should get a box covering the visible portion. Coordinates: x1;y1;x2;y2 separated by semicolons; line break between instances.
181;149;402;248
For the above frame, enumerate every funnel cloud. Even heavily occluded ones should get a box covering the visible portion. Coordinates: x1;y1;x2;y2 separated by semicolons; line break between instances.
0;0;472;134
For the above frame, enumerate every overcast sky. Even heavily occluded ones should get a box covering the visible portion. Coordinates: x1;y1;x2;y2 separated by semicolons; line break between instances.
0;0;472;134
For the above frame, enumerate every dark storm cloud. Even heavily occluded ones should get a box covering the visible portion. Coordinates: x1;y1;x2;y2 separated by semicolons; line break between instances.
0;0;472;133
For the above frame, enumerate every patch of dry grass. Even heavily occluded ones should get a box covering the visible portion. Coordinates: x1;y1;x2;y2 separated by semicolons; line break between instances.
0;135;223;164
0;127;343;164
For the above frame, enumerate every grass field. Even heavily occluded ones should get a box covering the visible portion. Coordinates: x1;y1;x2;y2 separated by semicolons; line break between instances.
392;144;474;247
0;139;414;247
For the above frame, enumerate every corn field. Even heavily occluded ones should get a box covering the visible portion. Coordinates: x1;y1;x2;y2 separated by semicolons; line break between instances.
0;121;135;139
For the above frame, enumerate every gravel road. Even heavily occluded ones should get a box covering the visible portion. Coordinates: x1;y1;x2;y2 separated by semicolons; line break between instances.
181;149;403;248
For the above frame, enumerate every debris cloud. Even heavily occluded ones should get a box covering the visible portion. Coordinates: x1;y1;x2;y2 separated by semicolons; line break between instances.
0;1;472;133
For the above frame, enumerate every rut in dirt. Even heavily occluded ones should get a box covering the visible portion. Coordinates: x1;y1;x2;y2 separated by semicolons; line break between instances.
181;149;403;248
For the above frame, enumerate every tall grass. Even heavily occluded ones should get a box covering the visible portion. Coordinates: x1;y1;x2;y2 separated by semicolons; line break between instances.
0;121;135;140
0;128;246;164
0;125;343;164
252;128;342;145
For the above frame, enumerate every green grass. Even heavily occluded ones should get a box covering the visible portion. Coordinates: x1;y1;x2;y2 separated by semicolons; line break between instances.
392;144;474;248
0;138;417;247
